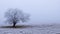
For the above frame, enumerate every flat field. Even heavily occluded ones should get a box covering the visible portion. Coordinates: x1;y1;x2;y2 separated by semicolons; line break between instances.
0;24;60;34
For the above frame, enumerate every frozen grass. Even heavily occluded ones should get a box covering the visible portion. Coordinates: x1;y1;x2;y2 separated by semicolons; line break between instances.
0;24;60;34
0;25;33;28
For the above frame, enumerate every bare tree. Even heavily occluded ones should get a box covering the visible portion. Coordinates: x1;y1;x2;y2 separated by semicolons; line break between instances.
5;8;30;27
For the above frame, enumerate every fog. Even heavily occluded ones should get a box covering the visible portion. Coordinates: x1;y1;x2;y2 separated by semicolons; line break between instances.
0;0;60;25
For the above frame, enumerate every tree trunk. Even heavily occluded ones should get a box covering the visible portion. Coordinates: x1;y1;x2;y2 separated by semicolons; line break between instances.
13;23;16;27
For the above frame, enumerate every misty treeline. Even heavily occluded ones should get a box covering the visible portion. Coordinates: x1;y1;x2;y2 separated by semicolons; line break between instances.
4;8;30;27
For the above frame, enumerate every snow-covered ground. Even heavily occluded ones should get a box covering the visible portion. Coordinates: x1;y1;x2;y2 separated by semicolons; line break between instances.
0;24;60;34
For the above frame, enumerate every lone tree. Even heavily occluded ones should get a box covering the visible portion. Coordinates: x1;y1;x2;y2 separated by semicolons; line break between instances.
5;8;30;27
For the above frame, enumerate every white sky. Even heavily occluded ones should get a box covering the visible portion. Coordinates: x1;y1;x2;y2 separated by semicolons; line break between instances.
0;0;60;25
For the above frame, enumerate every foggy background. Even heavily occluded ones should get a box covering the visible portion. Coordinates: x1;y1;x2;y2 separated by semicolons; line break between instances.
0;0;60;25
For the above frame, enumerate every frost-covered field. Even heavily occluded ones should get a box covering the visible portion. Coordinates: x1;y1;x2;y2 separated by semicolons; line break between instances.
0;24;60;34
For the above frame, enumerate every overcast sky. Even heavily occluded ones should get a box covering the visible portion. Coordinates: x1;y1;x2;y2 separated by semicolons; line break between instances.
0;0;60;25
